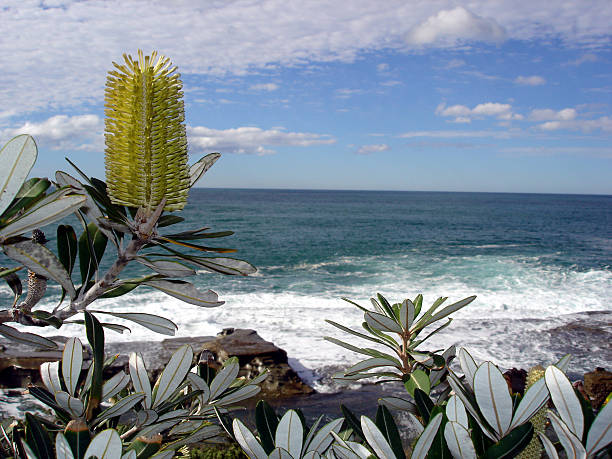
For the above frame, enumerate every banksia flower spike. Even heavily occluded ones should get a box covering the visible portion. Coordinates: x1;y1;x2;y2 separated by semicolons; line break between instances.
104;50;190;212
518;365;547;459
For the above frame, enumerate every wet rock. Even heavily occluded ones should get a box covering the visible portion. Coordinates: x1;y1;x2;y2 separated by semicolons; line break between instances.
0;329;314;398
503;368;527;395
584;367;612;410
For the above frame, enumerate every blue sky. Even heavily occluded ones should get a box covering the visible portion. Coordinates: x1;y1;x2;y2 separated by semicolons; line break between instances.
1;1;611;194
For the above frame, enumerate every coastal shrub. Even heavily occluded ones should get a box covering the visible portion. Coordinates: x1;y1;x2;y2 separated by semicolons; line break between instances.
0;50;254;348
1;311;266;457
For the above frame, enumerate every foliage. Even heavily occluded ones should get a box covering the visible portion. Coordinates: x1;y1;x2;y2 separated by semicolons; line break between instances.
0;51;255;349
1;311;266;458
230;401;344;459
540;365;612;459
188;443;246;459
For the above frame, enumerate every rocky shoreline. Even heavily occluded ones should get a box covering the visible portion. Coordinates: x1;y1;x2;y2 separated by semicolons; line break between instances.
0;325;610;422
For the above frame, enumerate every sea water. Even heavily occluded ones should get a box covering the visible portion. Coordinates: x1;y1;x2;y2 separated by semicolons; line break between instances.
4;190;611;388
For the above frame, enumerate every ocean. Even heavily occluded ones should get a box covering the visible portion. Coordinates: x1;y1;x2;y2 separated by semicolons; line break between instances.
4;189;612;388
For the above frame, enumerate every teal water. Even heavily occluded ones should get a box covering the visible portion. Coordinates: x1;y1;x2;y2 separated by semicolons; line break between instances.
5;189;612;385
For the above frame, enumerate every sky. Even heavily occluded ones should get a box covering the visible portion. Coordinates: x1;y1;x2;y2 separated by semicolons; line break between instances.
1;1;612;195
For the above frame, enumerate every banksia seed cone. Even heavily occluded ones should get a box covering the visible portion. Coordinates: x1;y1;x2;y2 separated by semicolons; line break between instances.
518;365;546;459
104;50;190;212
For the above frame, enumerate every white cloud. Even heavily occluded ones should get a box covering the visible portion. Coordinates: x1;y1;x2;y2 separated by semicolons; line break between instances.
356;144;390;155
400;130;516;139
407;7;506;45
188;126;335;155
380;80;402;87
536;116;612;132
564;53;598;66
445;58;466;69
335;88;365;98
377;63;389;72
515;75;546;86
1;115;103;151
250;83;279;92
529;108;577;121
1;1;611;116
436;102;522;122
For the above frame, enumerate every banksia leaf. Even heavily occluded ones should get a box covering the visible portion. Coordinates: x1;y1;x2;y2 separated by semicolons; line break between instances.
104;50;190;212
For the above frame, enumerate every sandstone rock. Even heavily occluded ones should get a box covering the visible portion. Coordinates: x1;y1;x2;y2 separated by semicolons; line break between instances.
0;329;313;398
584;367;612;410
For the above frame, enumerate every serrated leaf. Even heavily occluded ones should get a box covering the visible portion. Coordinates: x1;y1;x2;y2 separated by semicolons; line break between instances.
545;365;584;439
130;352;152;408
144;279;223;307
190;153;221;187
83;429;122;459
62;338;83;397
275;410;303;458
94;311;177;336
364;311;403;334
0;194;86;240
0;324;57;349
444;421;477;459
152;344;193;407
4;240;76;299
233;419;267;459
0;135;37;217
474;361;513;437
586;397;612;455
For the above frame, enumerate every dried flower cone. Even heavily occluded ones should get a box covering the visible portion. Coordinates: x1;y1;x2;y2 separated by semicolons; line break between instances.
104;50;190;212
518;365;546;459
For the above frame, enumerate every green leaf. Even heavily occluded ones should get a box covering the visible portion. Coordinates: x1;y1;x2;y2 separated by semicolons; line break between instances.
190;152;221;187
54;391;85;418
144;279;224;307
98;282;140;298
2;178;50;222
151;344;193;407
341;404;366;441
306;418;344;454
548;410;586;458
509;376;549;430
255;400;278;454
0;265;22;300
483;423;534;459
84;311;104;420
365;311;403;334
135;257;196;277
187;256;256;276
399;299;415;331
62;338;83;397
4;240;77;299
275;410;303;459
446;394;469;428
28;386;71;422
325;319;398;350
405;369;431;397
82;429;122;459
233;419;268;459
156;236;236;253
93;393;145;426
474;361;513;437
93;311;178;336
423;295;477;328
361;415;398;459
375;405;404;459
0;324;57;349
0;194;86;240
376;293;396;319
0;135;38;217
78;223;108;287
545;365;584;439
458;348;478;390
57;225;78;275
209;358;240;400
444;421;477;459
129;352;152;409
25;412;53;459
55;433;75;459
586;397;612;456
157;215;184;227
101;371;130;401
412;413;443;459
